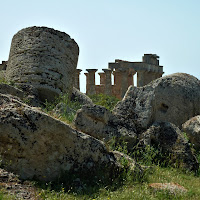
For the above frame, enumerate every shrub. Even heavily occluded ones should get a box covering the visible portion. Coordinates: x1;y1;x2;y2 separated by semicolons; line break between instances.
89;93;119;111
43;93;82;123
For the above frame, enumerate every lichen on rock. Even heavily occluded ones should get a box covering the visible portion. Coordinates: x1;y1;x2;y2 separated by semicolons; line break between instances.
6;26;79;102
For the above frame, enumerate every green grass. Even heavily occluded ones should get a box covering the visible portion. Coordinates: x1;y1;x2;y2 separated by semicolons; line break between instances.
34;166;200;200
33;141;200;200
89;93;119;111
0;76;7;85
39;93;200;200
43;93;83;124
0;190;16;200
43;93;119;124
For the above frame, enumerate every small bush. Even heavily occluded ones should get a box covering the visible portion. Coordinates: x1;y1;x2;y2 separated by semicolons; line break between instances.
131;144;173;167
43;93;82;123
89;93;119;111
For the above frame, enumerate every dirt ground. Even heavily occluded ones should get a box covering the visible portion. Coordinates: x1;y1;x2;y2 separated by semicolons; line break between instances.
0;168;40;199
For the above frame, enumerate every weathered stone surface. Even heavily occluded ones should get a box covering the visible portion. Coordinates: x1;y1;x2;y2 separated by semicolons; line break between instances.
139;122;199;171
0;83;24;99
0;71;5;81
71;87;93;105
0;83;41;107
0;93;120;182
113;73;200;133
6;26;79;102
0;168;38;199
182;116;200;150
74;104;137;150
113;151;142;172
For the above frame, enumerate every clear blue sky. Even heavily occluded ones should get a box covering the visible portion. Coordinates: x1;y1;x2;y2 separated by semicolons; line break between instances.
0;0;199;92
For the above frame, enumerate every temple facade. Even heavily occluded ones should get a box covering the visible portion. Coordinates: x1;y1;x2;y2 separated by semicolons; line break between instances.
80;54;164;99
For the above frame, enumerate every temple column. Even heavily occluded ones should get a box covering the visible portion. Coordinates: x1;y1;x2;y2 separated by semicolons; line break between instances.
103;69;112;95
112;69;122;99
113;68;129;99
113;69;122;86
121;68;129;98
74;69;82;90
98;72;106;85
128;69;136;87
137;70;146;87
85;69;97;95
139;71;163;86
143;72;154;85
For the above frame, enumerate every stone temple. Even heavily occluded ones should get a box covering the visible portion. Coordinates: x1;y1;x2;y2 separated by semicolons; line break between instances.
74;54;164;99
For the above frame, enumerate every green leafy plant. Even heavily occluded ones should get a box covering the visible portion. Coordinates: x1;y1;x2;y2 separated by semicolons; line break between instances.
89;93;119;111
43;93;82;123
0;76;8;84
131;144;173;167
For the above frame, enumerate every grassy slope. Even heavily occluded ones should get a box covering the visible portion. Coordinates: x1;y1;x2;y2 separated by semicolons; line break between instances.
36;166;200;200
0;93;199;199
38;94;200;200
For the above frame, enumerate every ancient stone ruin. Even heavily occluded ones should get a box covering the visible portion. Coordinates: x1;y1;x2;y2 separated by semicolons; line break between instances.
0;61;7;70
75;54;163;99
5;26;79;101
0;26;200;185
1;28;163;101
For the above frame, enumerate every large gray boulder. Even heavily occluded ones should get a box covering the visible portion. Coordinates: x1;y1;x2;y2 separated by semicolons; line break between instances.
0;93;121;182
0;83;24;99
71;87;93;105
113;73;200;133
74;104;137;150
139;122;199;171
0;83;41;107
182;116;200;151
6;26;79;102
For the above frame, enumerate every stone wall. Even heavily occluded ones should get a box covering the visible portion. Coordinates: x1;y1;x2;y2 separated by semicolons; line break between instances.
5;26;79;101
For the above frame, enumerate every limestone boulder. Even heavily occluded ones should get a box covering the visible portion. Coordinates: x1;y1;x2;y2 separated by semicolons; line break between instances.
0;83;41;107
113;73;200;133
112;151;144;176
139;122;199;171
182;115;200;151
74;104;137;150
71;87;93;105
6;26;79;102
0;83;24;99
0;93;121;182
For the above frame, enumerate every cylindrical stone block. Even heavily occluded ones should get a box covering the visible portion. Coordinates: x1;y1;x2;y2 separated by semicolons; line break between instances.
6;26;79;101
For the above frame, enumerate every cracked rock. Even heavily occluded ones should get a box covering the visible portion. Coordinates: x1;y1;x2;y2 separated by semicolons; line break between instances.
6;26;79;102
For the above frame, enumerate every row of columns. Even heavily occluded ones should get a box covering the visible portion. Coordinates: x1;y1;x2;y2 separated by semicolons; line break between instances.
74;68;163;99
84;68;136;99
